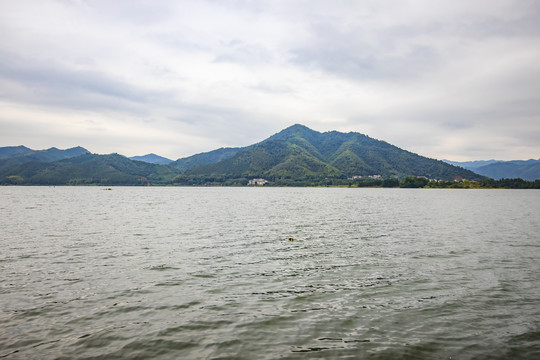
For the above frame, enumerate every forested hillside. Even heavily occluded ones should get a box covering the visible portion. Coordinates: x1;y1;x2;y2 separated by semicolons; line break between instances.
0;126;519;186
173;125;483;185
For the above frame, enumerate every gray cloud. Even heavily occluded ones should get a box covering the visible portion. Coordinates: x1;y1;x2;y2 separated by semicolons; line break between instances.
214;41;274;64
0;0;539;161
289;20;440;80
288;1;540;82
0;51;163;113
250;82;294;95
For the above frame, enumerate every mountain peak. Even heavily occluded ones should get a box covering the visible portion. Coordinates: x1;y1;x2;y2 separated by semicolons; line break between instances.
268;124;320;141
282;124;317;133
0;145;33;159
286;123;312;131
129;153;173;165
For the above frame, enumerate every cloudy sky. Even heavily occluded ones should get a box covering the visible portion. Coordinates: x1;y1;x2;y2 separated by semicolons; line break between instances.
1;0;539;161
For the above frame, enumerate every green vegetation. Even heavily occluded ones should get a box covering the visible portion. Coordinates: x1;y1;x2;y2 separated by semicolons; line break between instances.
0;145;33;159
446;159;540;181
1;126;538;188
399;176;430;188
425;178;540;189
474;160;540;181
129;153;172;165
176;124;484;185
0;146;88;162
397;177;540;189
169;147;242;172
0;153;176;185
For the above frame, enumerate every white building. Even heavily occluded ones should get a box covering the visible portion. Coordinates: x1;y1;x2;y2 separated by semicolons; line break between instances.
248;178;268;186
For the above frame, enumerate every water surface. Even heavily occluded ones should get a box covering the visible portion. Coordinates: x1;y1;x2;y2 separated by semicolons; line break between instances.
1;187;539;359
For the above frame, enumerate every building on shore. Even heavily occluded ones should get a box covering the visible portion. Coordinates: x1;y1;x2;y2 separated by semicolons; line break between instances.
248;178;268;186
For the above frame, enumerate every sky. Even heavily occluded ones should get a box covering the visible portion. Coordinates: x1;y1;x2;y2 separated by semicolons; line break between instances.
1;0;539;161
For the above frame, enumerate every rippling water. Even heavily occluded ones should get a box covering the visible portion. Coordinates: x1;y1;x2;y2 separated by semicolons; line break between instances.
1;187;539;359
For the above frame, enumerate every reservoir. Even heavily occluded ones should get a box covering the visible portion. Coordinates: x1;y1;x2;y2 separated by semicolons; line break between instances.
1;187;539;359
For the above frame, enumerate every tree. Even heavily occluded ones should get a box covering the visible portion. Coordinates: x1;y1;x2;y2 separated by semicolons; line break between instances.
382;178;399;187
399;176;429;188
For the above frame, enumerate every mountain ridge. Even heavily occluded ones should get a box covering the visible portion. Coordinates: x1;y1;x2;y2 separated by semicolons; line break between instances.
129;153;173;165
174;124;483;185
169;147;243;172
0;146;89;162
3;125;538;185
444;159;540;180
0;145;33;159
1;153;175;185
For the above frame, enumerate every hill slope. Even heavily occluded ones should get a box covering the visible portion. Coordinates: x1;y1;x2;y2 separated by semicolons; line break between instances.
0;146;33;159
0;146;89;162
443;159;499;170
1;125;495;186
445;159;540;180
473;160;540;180
169;147;242;172
129;153;172;165
175;124;482;185
0;153;176;185
0;146;91;179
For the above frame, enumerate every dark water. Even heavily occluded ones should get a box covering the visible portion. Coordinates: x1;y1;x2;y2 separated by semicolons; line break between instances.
0;187;539;359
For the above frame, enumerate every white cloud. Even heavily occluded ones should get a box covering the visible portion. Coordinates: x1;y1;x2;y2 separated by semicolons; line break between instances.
0;0;539;160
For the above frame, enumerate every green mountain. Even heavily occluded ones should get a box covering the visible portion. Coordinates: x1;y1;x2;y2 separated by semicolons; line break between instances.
0;125;490;186
0;145;33;159
129;153;172;165
0;146;89;162
445;159;540;180
174;124;483;185
0;153;176;185
443;159;499;170
0;146;91;179
474;159;540;180
169;147;242;172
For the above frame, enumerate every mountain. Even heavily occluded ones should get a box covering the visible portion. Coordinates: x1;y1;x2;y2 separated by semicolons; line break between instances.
473;160;540;180
129;153;173;165
1;153;176;185
0;146;33;159
443;159;500;170
0;146;89;162
0;146;91;178
169;147;242;172
444;159;540;180
6;125;522;186
174;124;483;185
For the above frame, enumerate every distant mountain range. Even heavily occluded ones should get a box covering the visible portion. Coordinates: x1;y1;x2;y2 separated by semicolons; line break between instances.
0;145;89;162
0;125;537;185
444;159;540;181
443;159;500;169
0;146;90;178
129;153;172;165
0;152;176;185
169;147;242;172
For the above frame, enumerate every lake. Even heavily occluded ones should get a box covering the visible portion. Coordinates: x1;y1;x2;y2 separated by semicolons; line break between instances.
0;187;539;359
